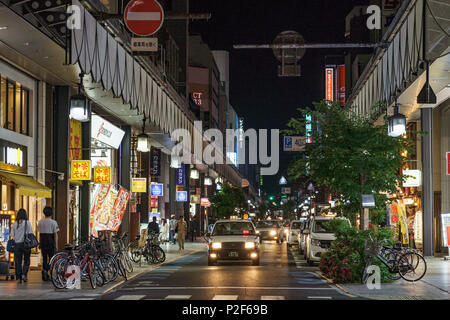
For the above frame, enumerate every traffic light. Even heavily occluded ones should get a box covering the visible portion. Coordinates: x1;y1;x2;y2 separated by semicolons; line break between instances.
269;196;274;201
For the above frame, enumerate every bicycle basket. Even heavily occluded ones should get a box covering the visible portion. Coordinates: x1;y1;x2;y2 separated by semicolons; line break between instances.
364;239;381;256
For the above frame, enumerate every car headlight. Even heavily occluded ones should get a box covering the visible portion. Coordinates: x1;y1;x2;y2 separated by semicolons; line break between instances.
211;242;222;249
311;239;320;246
245;242;255;249
270;230;277;236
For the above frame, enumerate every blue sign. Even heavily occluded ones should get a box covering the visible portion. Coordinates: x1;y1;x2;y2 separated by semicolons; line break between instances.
176;165;185;186
150;183;164;197
176;191;187;202
208;224;214;233
284;136;292;149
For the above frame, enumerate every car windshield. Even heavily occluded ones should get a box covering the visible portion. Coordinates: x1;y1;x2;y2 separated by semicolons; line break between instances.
313;220;333;233
212;222;256;236
291;222;301;229
255;221;278;228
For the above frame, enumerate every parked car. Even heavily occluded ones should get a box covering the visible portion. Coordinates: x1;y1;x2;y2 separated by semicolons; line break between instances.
206;219;260;266
255;220;280;241
287;219;304;247
303;215;351;265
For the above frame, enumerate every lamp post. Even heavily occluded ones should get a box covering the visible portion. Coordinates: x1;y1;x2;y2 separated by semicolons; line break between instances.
69;73;91;122
137;117;150;152
388;99;406;137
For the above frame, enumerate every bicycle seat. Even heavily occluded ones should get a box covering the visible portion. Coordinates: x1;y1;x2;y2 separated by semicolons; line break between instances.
64;244;75;251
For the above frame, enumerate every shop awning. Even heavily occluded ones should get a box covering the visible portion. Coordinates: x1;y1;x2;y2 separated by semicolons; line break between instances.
0;172;52;198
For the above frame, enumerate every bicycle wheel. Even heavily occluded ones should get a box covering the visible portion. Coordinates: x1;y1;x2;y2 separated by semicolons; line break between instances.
88;260;97;289
152;246;166;263
99;254;118;284
128;243;141;263
52;258;69;289
122;251;133;273
398;252;427;282
117;255;128;281
49;252;68;282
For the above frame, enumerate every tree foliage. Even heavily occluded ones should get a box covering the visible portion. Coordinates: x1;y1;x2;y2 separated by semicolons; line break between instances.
284;101;417;222
211;183;247;219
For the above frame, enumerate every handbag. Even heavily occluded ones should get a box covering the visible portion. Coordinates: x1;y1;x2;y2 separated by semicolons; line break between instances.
6;239;15;252
23;221;39;250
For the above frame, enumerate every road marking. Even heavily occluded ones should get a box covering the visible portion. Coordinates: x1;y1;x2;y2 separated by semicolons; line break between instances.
307;296;332;299
123;286;336;290
261;296;285;300
212;295;238;300
115;295;146;300
165;295;192;300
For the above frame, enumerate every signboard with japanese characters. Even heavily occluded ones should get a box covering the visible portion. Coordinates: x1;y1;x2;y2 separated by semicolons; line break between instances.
93;167;111;184
0;139;28;174
131;177;147;193
71;160;91;180
150;147;161;176
108;187;131;232
131;37;158;52
91;115;125;149
150;183;164;197
69;119;82;161
176;165;185;186
283;136;305;151
402;170;422;187
176;191;188;202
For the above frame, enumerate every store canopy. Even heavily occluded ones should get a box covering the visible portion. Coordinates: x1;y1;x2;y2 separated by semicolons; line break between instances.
0;172;52;198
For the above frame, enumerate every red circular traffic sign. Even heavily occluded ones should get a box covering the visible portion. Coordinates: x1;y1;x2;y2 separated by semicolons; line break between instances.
124;0;164;36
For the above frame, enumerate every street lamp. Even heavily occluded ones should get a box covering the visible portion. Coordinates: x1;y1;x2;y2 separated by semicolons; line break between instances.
204;176;212;186
137;118;150;152
388;102;406;137
170;155;181;168
69;73;90;122
190;168;199;179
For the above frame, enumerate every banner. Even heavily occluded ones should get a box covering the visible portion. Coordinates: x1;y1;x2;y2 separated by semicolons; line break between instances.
176;165;185;186
108;187;131;231
69;119;82;161
338;65;345;106
89;184;112;237
150;147;161;176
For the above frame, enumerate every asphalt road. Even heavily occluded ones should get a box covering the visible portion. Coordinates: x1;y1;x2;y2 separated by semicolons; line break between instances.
90;241;361;300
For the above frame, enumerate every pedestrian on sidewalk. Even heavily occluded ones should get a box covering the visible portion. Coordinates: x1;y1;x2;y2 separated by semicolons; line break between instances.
175;215;187;250
159;218;169;243
37;206;59;281
147;216;160;235
10;209;33;283
169;215;177;245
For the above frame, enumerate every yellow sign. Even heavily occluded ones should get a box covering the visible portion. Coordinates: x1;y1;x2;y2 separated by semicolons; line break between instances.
151;208;158;213
71;160;91;180
93;166;111;184
243;213;249;220
69;119;82;161
190;195;200;203
396;201;409;245
131;177;147;193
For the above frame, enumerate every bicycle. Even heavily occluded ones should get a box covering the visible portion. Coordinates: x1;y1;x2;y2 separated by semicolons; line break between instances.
362;235;427;284
129;232;166;265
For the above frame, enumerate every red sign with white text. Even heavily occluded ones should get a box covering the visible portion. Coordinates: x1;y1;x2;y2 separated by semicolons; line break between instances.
447;152;450;175
325;68;334;101
124;0;164;36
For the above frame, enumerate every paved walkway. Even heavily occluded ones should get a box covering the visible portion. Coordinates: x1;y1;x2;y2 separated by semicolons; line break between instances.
0;241;207;300
335;257;450;300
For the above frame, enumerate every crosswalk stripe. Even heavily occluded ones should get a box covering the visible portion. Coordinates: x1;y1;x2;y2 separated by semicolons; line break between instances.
261;296;285;300
115;295;146;300
307;296;332;299
212;295;238;300
165;295;192;300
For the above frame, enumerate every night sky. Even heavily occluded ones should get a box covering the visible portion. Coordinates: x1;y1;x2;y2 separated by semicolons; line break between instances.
189;0;370;194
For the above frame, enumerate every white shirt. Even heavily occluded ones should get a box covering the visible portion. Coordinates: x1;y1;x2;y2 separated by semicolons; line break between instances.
37;218;59;234
11;220;33;243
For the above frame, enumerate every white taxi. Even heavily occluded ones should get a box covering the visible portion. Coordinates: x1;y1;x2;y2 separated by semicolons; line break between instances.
206;220;260;266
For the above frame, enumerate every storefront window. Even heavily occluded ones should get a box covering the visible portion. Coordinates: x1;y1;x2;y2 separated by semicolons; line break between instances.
0;74;30;135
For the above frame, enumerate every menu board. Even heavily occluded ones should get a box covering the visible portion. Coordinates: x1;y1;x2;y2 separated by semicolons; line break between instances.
0;214;12;261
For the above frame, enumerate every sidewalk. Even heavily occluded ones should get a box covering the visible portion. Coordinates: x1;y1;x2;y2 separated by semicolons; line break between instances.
0;241;207;300
333;257;450;300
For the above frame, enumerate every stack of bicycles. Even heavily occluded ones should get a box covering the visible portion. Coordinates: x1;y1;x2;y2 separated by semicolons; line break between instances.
128;232;166;265
362;235;427;284
50;232;134;289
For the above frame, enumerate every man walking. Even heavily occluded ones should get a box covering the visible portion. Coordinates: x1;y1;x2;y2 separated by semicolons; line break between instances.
147;216;160;235
169;215;177;245
176;215;187;250
37;207;59;281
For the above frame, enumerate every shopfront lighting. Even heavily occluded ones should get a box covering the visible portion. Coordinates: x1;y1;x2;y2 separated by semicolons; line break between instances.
204;176;212;186
190;169;199;179
170;155;181;168
216;183;222;190
69;73;91;122
137;117;150;152
388;103;406;137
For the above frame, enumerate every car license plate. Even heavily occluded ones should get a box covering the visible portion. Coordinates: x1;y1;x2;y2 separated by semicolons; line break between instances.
229;251;238;258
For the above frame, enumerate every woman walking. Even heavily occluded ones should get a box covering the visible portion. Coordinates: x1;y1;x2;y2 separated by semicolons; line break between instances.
159;218;170;243
11;209;33;283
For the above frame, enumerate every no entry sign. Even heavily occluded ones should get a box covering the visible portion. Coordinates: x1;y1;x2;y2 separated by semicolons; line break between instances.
124;0;164;36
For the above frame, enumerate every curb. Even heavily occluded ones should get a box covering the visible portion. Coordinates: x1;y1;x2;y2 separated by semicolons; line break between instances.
101;248;204;295
315;271;358;298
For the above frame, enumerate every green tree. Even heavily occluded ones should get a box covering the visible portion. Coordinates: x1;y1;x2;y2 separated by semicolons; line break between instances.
284;101;416;225
211;184;247;219
281;200;297;220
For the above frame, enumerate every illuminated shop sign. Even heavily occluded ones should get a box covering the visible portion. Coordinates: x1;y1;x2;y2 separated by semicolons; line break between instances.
0;140;28;173
325;67;334;101
91;115;125;149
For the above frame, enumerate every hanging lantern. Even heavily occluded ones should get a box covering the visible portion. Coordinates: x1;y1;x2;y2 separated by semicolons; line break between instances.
190;169;199;179
170;155;181;168
204;176;212;186
388;103;406;137
136;117;149;152
69;74;90;122
216;183;222;191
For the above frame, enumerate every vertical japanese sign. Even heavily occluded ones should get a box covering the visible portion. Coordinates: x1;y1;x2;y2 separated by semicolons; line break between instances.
446;152;450;175
69;119;82;161
338;65;345;106
150;147;161;176
108;187;131;232
325;68;334;101
176;165;185;186
305;114;312;144
71;160;91;180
